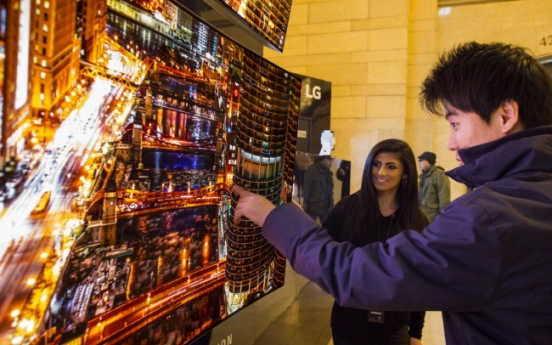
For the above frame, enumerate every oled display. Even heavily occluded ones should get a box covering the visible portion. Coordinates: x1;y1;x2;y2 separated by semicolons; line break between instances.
0;0;300;344
0;3;5;151
204;0;292;52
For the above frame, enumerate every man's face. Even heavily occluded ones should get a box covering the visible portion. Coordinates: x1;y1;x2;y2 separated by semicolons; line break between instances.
320;158;332;169
445;103;508;166
418;159;431;172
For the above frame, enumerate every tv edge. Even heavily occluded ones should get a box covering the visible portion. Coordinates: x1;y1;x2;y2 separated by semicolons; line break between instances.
0;1;300;344
199;0;292;52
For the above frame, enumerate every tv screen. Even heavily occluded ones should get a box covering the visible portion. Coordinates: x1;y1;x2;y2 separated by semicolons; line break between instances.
0;1;300;344
203;0;292;52
0;2;5;148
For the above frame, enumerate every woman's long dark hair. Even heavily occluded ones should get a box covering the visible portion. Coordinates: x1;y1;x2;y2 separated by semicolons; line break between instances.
342;139;429;240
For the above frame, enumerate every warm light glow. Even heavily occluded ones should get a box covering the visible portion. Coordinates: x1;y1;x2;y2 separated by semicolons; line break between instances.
52;261;62;277
40;252;48;259
438;7;451;16
67;218;82;228
11;336;23;344
25;319;34;333
26;278;36;286
10;310;20;318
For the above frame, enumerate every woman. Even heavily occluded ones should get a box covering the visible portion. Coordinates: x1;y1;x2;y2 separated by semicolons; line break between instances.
323;139;429;345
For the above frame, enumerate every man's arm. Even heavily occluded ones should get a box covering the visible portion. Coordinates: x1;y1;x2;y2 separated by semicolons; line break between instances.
435;171;451;213
261;201;499;312
302;166;314;208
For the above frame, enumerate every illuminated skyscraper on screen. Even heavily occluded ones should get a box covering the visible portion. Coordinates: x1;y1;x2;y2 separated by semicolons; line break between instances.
226;50;299;308
76;0;107;63
30;0;81;119
0;0;33;179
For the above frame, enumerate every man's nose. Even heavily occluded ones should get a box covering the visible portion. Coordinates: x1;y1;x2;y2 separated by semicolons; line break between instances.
447;132;458;151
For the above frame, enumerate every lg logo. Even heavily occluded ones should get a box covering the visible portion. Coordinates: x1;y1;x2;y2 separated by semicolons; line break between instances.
305;84;321;100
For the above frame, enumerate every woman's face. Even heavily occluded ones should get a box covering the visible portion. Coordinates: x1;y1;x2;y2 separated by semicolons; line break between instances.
371;152;406;195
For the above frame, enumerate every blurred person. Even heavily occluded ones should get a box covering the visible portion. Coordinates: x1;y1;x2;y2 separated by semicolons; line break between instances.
303;155;334;223
336;160;351;198
417;151;451;222
293;151;315;205
324;139;428;345
233;42;552;344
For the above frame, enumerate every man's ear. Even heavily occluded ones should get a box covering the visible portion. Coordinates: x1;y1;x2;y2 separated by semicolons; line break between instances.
499;99;523;134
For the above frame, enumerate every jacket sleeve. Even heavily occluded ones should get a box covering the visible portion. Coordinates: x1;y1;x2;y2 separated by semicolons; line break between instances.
434;171;451;213
262;201;500;312
408;311;426;339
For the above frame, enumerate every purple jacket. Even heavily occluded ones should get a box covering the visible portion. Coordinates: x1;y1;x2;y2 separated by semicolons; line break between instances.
262;126;552;345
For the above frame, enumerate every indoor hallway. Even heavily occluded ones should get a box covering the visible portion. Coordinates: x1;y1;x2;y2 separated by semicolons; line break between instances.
253;280;446;345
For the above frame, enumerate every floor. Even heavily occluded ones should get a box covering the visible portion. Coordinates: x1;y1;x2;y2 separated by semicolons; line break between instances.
253;281;446;345
252;280;333;345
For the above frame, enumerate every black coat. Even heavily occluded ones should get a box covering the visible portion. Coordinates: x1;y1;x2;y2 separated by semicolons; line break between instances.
303;162;334;214
323;193;425;344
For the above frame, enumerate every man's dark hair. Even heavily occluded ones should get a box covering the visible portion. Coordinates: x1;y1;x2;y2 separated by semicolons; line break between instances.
420;42;552;128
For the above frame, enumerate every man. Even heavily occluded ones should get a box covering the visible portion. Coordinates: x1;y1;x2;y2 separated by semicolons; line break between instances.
302;155;334;223
233;42;552;344
293;151;315;206
417;151;451;222
336;159;351;198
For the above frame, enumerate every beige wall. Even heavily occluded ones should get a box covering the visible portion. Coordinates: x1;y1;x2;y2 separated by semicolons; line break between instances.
437;0;552;58
263;0;440;195
264;0;552;200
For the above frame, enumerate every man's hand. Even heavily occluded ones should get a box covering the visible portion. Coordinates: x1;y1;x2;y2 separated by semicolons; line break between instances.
233;185;276;226
410;337;423;345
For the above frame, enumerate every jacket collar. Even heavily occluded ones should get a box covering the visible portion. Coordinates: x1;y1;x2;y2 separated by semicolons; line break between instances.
446;125;552;189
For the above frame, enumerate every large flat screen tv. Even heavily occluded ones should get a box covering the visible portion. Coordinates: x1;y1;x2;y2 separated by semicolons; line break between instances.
0;1;300;344
202;0;292;52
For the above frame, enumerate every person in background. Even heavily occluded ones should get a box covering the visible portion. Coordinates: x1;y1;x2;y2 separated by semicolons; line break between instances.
232;42;552;344
293;152;315;205
303;155;334;223
324;139;428;345
336;160;351;198
417;151;451;222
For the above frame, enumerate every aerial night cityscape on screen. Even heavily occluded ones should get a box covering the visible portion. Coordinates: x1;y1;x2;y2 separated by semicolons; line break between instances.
0;0;300;343
211;0;292;51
